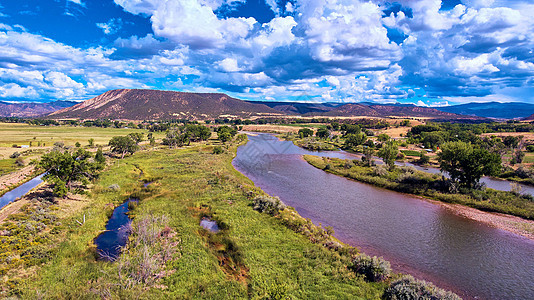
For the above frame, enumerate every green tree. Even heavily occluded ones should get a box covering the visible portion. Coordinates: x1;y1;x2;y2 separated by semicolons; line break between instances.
108;136;139;158
75;141;81;148
217;126;237;143
162;128;190;148
438;141;501;189
95;147;106;166
344;132;367;149
377;133;390;142
38;148;98;197
378;141;399;170
128;132;144;143
418;150;430;165
298;128;313;138
316;128;330;139
88;138;95;147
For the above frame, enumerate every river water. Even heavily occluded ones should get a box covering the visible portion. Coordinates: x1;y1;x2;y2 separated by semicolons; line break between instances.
232;133;534;300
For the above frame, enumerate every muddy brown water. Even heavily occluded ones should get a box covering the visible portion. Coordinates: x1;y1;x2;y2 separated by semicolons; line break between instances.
232;133;534;300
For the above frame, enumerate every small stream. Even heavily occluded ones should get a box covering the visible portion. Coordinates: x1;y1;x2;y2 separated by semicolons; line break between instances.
94;198;138;261
0;173;45;210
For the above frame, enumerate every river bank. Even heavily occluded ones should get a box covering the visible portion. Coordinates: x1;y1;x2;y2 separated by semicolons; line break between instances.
2;140;390;299
234;133;534;300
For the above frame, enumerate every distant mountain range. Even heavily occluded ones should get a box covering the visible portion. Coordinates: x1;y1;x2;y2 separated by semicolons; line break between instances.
249;101;342;115
434;102;534;119
1;89;532;121
49;89;283;120
0;100;77;118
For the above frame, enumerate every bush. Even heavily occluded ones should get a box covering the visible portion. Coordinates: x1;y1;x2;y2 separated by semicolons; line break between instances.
253;195;286;215
15;157;25;167
212;146;224;154
351;254;391;282
373;165;388;177
9;152;20;159
383;275;461;300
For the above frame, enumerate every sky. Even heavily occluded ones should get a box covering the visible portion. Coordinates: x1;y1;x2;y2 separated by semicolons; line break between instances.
0;0;533;106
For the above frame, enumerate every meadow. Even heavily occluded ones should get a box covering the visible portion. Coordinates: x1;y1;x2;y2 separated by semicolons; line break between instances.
1;138;388;299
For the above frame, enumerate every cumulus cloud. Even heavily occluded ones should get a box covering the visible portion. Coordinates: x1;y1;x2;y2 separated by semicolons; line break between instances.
0;0;533;104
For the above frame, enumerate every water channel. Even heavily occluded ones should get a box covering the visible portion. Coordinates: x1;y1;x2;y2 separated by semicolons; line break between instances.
232;133;534;300
0;173;44;210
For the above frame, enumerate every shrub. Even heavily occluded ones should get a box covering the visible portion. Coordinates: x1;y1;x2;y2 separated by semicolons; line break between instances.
373;165;388;177
10;152;21;158
383;275;461;300
212;146;224;154
351;254;391;282
15;157;25;167
253;195;286;215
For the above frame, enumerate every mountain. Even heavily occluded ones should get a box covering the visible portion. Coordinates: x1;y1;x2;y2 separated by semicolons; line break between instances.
316;103;483;120
0;101;77;118
248;101;342;114
49;89;283;120
434;102;534;119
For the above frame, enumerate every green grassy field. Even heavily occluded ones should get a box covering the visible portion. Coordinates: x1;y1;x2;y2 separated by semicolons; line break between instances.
1;141;385;299
0;123;157;148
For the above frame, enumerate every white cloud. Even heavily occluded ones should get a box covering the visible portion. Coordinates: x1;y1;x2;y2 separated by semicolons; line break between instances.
218;58;241;72
96;19;122;35
0;83;39;99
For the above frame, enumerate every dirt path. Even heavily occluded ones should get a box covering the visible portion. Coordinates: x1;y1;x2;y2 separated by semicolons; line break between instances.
0;165;35;191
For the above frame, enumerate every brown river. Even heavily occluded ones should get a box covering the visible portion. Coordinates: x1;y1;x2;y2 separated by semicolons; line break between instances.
232;133;534;300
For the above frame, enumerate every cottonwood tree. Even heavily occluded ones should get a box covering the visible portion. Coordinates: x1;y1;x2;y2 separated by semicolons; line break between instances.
344;132;367;149
217;126;237;143
378;141;399;170
298;128;313;138
108;136;139;158
39;148;100;197
438;141;501;189
316;128;330;139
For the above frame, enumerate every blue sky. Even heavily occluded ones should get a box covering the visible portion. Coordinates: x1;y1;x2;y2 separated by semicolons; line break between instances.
0;0;533;106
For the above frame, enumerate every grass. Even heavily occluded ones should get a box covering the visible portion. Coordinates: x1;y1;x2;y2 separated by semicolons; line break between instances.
2;140;386;299
0;158;19;176
304;155;534;220
400;150;421;157
0;122;160;148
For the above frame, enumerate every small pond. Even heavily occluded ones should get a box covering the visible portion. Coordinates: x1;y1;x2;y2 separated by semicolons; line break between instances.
94;198;138;261
200;218;220;233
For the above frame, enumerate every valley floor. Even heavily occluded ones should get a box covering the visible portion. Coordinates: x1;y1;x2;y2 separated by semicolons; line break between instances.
1;142;386;299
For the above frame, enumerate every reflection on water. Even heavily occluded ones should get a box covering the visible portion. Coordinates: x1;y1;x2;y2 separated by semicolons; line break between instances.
233;133;534;300
200;218;220;233
0;174;44;210
94;198;138;261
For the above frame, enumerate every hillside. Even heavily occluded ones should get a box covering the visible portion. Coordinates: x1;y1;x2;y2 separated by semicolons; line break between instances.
0;101;76;118
49;89;284;120
435;102;534;119
47;89;489;121
248;101;342;114
317;103;484;120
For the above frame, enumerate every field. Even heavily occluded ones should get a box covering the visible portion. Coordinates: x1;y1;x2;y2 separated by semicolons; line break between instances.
0;136;387;299
0;123;153;150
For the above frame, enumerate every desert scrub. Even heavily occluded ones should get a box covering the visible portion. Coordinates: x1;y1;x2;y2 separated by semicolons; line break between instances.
351;254;391;282
383;275;461;300
0;188;58;291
